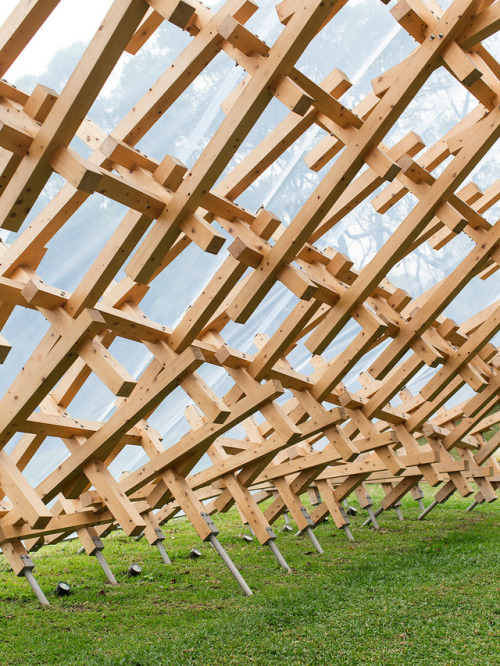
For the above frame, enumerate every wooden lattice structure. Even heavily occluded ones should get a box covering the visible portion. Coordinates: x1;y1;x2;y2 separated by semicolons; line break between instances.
0;0;499;605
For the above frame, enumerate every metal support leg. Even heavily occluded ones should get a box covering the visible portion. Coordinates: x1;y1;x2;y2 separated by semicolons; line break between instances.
342;525;355;542
155;540;172;565
394;506;404;521
282;511;293;532
95;550;118;585
77;546;85;555
417;498;425;513
466;499;479;512
208;535;253;597
337;504;354;540
339;506;351;526
23;569;50;607
305;526;324;554
362;506;383;527
366;506;380;530
418;499;438;520
267;540;291;572
134;530;145;542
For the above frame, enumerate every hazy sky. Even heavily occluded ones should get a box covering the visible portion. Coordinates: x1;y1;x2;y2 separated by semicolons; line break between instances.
1;0;228;82
0;1;113;81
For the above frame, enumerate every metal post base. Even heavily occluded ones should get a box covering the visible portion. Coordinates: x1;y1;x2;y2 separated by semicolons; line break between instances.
155;540;172;565
394;506;404;521
305;526;324;555
339;505;351;526
366;506;380;530
466;499;479;512
95;550;117;585
23;569;50;607
342;525;355;542
134;530;145;542
418;499;438;520
362;506;383;527
267;539;291;572
208;535;253;597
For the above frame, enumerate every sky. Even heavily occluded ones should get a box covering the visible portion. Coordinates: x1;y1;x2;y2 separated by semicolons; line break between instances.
0;0;226;83
0;0;113;80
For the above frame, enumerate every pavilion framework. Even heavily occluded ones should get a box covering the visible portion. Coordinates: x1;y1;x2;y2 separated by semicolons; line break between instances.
0;0;498;605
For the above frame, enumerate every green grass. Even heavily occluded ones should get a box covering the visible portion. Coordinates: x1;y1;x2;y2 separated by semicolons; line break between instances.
1;487;500;665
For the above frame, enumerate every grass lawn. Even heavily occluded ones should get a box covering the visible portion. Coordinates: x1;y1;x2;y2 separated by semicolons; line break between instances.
1;487;499;665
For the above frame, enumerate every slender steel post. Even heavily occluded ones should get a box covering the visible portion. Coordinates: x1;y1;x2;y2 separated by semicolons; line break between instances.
418;499;438;520
282;511;293;532
305;526;324;554
155;540;172;565
208;535;253;596
267;540;291;572
23;569;50;607
95;550;118;585
466;499;479;512
362;506;383;527
342;525;355;542
366;506;380;529
394;506;404;521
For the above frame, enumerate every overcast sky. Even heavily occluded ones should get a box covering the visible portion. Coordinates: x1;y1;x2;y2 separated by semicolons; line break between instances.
0;1;231;82
0;1;113;81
